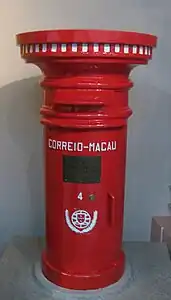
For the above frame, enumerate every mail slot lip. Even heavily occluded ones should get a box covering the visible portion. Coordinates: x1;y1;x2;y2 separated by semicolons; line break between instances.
16;29;157;46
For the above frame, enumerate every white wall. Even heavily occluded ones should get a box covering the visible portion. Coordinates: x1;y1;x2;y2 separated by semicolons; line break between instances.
0;0;171;250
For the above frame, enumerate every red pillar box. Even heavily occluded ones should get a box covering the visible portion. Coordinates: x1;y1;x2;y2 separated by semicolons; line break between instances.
16;30;157;290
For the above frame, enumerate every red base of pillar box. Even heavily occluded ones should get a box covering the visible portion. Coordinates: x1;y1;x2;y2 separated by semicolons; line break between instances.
42;250;125;290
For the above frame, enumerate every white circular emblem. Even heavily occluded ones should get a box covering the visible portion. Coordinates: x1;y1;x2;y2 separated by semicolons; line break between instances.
71;210;91;229
65;209;98;234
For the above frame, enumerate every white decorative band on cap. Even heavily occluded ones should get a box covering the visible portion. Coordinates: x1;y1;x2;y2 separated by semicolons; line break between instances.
20;43;152;56
51;43;57;52
82;43;88;52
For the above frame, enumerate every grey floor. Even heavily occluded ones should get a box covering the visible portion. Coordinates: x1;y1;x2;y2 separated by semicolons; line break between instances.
0;237;171;300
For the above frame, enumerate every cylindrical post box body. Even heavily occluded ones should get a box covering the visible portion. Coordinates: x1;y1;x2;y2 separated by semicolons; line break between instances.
16;30;157;290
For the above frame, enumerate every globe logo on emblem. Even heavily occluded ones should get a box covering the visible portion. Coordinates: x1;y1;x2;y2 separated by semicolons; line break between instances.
71;210;91;230
65;209;98;234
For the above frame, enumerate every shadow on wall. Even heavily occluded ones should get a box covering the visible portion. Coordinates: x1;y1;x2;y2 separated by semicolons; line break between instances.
124;75;171;241
0;77;44;253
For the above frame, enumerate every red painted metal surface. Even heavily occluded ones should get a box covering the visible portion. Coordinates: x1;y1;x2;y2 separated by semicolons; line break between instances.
16;29;157;290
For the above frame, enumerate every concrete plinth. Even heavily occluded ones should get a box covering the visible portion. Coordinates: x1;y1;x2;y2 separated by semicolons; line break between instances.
0;237;171;300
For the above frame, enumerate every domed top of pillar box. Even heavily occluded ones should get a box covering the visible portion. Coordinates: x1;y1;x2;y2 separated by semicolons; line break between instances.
16;29;157;65
16;30;157;128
